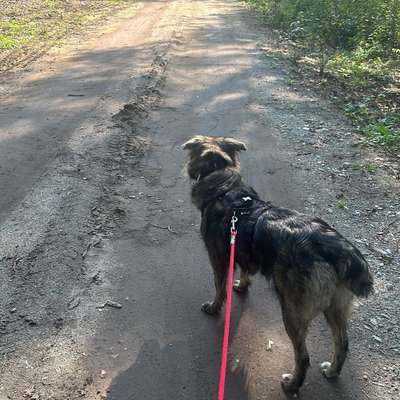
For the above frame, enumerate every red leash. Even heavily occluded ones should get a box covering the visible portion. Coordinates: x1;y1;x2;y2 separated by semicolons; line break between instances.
217;214;238;400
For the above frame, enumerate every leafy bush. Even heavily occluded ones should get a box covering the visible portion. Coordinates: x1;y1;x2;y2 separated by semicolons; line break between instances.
248;0;400;54
247;0;400;150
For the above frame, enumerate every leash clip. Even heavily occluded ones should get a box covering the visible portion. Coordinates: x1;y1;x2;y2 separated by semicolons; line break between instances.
230;212;238;233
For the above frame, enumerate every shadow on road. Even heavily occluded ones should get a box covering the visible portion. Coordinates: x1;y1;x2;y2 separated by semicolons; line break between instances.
106;337;250;400
103;283;252;400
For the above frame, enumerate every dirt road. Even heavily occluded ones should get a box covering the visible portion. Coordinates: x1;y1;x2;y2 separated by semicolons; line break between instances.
0;1;399;399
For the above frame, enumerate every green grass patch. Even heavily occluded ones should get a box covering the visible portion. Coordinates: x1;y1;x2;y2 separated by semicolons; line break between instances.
365;163;379;173
0;34;17;49
0;1;132;71
343;100;400;149
326;49;392;84
365;120;400;148
336;197;348;209
0;20;39;49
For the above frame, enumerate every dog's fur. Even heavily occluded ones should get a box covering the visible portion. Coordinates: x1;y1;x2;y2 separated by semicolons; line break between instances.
183;135;373;395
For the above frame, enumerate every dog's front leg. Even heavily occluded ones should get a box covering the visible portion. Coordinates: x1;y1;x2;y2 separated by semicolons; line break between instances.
201;252;227;315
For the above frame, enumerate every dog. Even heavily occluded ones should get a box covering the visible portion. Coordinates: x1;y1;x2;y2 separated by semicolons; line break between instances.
182;135;373;395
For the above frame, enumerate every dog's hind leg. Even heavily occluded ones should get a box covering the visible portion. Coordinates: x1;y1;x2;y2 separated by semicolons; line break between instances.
233;268;251;293
321;289;352;379
280;306;311;395
201;251;227;315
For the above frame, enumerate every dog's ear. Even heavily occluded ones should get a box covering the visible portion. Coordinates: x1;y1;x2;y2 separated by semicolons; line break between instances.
182;135;205;150
219;138;247;152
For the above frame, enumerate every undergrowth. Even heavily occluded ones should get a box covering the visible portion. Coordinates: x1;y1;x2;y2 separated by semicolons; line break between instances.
245;0;400;151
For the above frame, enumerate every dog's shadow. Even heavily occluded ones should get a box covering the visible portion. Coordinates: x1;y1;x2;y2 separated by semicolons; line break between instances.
105;341;250;400
106;297;251;400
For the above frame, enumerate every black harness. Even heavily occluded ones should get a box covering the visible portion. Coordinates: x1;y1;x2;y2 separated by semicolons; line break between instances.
194;170;271;250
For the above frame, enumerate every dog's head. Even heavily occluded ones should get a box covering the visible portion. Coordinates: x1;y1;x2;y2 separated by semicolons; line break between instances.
182;135;247;180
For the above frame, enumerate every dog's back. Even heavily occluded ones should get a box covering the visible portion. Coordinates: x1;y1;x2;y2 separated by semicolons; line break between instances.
252;209;373;299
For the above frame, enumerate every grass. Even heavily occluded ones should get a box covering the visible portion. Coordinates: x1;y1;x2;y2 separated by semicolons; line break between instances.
0;0;132;71
336;197;348;209
301;47;398;151
324;48;400;150
0;20;38;50
300;45;400;151
0;34;17;49
342;98;400;148
365;163;379;173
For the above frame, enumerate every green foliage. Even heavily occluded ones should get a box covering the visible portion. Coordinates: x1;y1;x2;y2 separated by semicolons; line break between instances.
0;34;17;49
365;119;400;148
247;0;400;54
327;49;391;83
365;163;379;173
0;20;38;49
247;0;399;150
45;0;55;8
343;100;400;149
336;196;348;209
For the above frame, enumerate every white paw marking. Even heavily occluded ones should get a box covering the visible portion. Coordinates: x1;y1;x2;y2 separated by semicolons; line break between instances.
320;361;331;371
320;361;338;378
281;373;293;383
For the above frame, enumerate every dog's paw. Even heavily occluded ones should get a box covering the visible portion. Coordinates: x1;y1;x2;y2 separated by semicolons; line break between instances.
320;362;339;379
281;374;299;397
233;279;249;294
201;302;219;315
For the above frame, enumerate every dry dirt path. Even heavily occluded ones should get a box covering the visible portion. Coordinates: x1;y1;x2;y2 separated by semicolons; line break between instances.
0;1;399;399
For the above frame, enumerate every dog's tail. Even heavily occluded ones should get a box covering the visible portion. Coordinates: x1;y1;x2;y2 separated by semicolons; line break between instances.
341;247;374;298
311;224;374;298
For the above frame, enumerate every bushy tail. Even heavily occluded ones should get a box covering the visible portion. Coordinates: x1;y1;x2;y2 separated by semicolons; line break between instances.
312;226;374;298
345;249;374;297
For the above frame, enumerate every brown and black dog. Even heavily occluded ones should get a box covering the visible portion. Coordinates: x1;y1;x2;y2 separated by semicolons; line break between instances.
182;135;373;395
